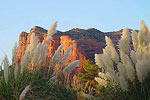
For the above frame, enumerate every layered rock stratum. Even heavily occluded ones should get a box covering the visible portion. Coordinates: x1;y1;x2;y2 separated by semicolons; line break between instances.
15;26;126;71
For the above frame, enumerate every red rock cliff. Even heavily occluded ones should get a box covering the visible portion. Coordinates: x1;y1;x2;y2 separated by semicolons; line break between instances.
15;26;123;70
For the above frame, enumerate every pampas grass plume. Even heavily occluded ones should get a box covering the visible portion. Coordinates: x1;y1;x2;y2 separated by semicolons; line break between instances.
21;51;30;73
3;56;9;84
46;21;57;42
105;36;114;47
60;45;73;66
95;77;107;87
63;60;80;75
19;85;31;100
12;42;18;65
119;75;128;91
50;44;64;67
95;54;104;68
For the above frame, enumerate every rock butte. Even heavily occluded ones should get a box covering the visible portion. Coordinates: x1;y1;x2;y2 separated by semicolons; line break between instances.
15;26;135;74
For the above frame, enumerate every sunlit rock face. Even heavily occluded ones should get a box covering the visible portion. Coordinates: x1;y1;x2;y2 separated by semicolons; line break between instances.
15;26;48;63
15;26;124;72
15;32;28;63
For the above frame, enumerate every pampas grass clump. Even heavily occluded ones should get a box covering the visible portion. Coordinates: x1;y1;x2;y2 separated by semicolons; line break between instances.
0;22;78;100
95;21;150;100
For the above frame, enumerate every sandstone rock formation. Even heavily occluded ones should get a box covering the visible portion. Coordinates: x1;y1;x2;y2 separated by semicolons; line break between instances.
15;26;124;72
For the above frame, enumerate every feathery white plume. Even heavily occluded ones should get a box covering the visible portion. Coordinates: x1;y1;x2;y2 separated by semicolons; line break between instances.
51;44;64;67
38;43;47;66
98;72;108;80
12;42;18;65
103;48;110;57
3;56;9;84
120;51;131;65
101;54;113;68
138;30;145;45
105;36;114;47
136;60;143;82
140;20;148;35
117;63;126;79
125;61;135;82
49;76;56;86
136;60;150;82
63;60;80;75
119;75;128;91
106;67;119;83
42;43;47;60
130;50;136;64
21;50;30;73
32;43;42;64
95;77;107;87
60;45;73;66
110;46;119;63
46;21;57;42
29;33;38;57
118;28;130;54
19;85;31;100
95;54;104;68
132;31;138;51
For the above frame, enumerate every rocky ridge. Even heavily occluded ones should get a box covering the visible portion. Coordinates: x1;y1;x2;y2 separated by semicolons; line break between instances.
15;26;126;72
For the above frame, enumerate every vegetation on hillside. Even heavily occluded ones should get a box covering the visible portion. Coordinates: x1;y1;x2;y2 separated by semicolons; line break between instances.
1;21;150;100
0;22;79;100
78;60;98;95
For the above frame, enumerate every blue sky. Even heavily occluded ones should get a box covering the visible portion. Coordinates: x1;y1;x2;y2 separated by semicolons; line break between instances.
0;0;150;61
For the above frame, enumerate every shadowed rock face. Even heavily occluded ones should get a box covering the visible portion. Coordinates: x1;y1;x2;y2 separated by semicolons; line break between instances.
15;26;124;72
